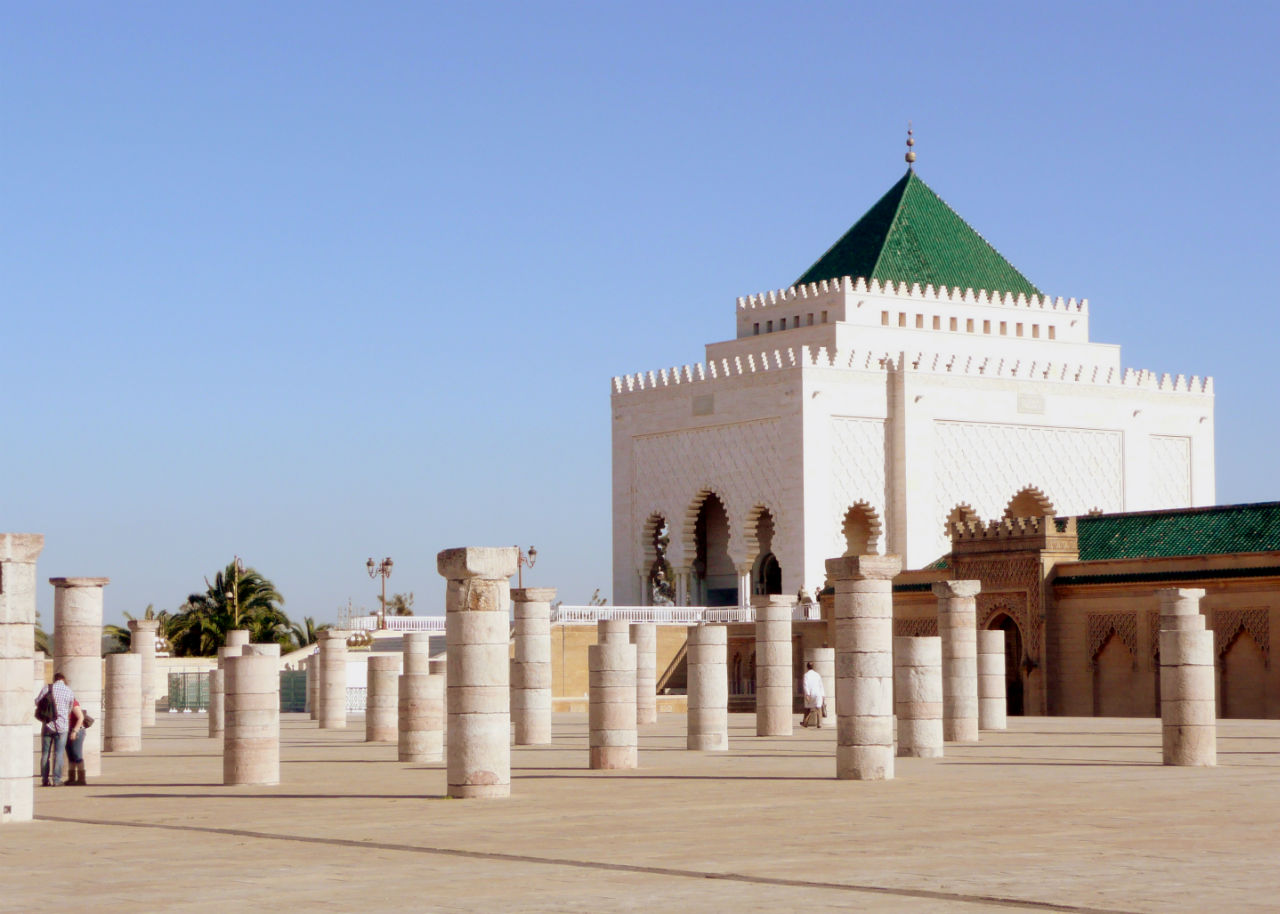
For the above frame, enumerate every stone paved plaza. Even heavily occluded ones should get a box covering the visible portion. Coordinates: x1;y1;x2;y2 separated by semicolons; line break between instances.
3;713;1279;913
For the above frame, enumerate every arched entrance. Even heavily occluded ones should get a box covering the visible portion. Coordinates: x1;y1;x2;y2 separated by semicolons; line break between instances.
690;492;736;606
1221;630;1267;719
750;507;782;596
987;612;1025;716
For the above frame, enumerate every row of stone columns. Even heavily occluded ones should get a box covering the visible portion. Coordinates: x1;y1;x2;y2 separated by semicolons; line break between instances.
53;577;109;778
512;587;554;745
400;632;443;762
0;534;44;824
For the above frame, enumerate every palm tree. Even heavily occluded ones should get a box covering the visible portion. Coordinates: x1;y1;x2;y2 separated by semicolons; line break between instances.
104;604;170;654
34;611;51;656
166;561;288;656
285;616;330;651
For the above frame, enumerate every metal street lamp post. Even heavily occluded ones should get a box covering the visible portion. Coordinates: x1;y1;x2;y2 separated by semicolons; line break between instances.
367;557;394;630
516;546;537;589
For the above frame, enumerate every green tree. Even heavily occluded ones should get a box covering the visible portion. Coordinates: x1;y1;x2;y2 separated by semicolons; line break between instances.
104;604;170;654
34;611;51;656
377;592;415;617
166;561;288;656
284;616;330;651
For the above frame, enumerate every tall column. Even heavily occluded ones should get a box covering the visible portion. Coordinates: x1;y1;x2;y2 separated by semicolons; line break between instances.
752;595;793;736
803;647;835;722
317;631;348;729
51;577;108;778
243;642;280;657
128;619;160;727
511;587;555;746
223;653;280;785
597;618;629;644
686;624;728;751
400;631;441;762
224;630;250;652
977;629;1007;731
439;546;517;799
736;566;752;608
366;655;399;742
0;533;43;825
934;580;981;743
104;652;142;752
32;652;47;735
829;555;900;781
894;636;943;758
674;568;690;607
208;668;225;738
630;623;657;725
588;638;637;769
305;653;316;719
1158;588;1216;766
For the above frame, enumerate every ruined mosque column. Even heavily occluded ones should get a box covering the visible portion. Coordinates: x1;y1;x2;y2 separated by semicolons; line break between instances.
52;577;108;778
752;595;793;737
438;547;517;799
511;587;555;746
686;623;728;751
0;533;44;825
977;629;1008;731
208;667;225;738
400;632;442;763
933;580;981;743
630;622;658;725
305;652;317;719
224;630;250;652
894;636;943;758
223;653;280;786
829;555;901;781
32;652;47;736
317;630;348;729
128;619;161;727
1157;588;1216;767
366;655;399;743
588;635;638;769
104;652;142;753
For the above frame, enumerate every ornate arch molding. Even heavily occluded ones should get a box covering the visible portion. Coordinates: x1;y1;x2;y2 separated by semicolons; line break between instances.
945;502;980;539
741;502;779;567
840;500;884;556
680;486;734;568
1213;608;1270;668
1004;485;1056;519
640;510;668;570
1087;612;1139;671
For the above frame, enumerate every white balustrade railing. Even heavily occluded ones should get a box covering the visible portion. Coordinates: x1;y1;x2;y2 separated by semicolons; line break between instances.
344;615;446;632
342;603;821;632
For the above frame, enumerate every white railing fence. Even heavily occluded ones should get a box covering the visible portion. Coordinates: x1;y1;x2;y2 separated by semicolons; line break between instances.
338;603;822;632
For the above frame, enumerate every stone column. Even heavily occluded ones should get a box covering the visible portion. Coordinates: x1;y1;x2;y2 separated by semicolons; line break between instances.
439;546;517;799
52;576;108;778
305;653;317;719
403;632;432;675
686;624;728;751
934;580;981;743
736;567;752;608
243;642;280;657
977;629;1008;731
223;653;280;785
894;636;943;758
104;652;142;752
803;647;835;721
224;630;250;652
596;618;630;644
752;595;793;736
674;568;690;608
1;533;43;825
317;630;348;729
829;555;900;781
1158;588;1216;766
588;639;637;769
630;623;657;725
399;669;444;763
366;655;399;742
511;587;555;746
128;619;160;727
32;651;47;735
208;668;225;738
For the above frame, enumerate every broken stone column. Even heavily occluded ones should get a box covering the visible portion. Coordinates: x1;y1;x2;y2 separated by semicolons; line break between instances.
243;642;280;657
305;653;317;719
596;618;630;645
511;587;555;746
588;638;637;769
752;595;793;737
52;576;109;778
829;555;901;781
439;546;517;799
803;646;835;721
104;652;143;752
1;533;44;825
934;580;981;743
1158;588;1216;767
894;636;943;758
208;668;225;738
31;652;46;735
686;623;728;751
630;622;657;725
403;632;432;675
224;630;250;652
223;653;280;785
399;670;443;763
366;655;399;742
977;629;1008;731
317;630;348;729
128;619;161;727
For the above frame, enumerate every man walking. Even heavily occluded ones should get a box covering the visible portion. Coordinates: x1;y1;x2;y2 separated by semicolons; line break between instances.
35;673;75;786
800;661;825;728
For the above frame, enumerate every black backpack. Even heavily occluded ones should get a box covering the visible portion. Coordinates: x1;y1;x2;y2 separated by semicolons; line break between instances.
34;686;57;724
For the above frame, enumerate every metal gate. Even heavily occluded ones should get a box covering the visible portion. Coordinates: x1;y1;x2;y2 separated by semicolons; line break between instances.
279;670;306;712
167;672;210;711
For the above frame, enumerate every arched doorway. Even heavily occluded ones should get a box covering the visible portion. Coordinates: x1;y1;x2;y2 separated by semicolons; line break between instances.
691;492;736;606
643;513;674;605
987;612;1025;716
841;502;883;556
1092;632;1144;717
1221;630;1267;719
1004;486;1055;519
750;507;781;596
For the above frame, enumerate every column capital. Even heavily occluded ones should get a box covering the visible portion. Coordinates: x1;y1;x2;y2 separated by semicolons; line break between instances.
437;546;518;580
49;577;110;588
932;579;981;599
825;555;902;582
0;533;44;564
317;629;349;642
127;619;161;634
1156;587;1206;608
511;587;557;603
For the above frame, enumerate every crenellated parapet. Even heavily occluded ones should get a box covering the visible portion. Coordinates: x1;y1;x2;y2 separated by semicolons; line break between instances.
735;275;1088;315
950;515;1080;558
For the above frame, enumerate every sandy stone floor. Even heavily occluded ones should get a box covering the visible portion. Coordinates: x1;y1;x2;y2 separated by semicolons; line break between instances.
2;712;1278;913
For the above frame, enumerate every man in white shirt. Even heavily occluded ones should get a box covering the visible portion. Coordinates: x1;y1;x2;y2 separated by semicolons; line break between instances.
801;662;825;728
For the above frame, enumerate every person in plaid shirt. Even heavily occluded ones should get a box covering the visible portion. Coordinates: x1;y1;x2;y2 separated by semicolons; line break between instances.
35;673;75;786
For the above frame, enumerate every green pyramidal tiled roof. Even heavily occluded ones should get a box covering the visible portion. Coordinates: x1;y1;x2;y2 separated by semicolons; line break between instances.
795;170;1042;298
1076;503;1280;561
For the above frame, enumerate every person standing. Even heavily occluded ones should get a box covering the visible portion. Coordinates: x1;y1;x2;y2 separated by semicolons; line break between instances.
64;700;88;786
35;673;75;786
801;661;825;728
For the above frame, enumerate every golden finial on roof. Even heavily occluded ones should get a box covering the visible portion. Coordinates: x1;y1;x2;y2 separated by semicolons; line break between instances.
905;122;916;167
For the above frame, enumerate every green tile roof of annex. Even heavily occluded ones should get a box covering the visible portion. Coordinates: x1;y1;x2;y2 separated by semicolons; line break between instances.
795;169;1042;299
1076;503;1280;561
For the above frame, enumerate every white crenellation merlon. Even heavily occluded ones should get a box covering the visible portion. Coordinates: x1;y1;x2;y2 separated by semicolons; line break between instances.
752;595;793;737
402;632;433;676
128;619;161;728
1157;588;1216;767
686;624;728;751
51;576;109;779
630;623;658;725
588;640;638;770
366;655;400;743
934;580;981;743
893;636;943;758
317;631;348;730
512;587;555;746
104;652;142;753
830;555;900;781
803;647;835;721
223;653;280;786
398;672;444;763
1;533;44;825
735;275;1089;317
208;668;225;738
977;629;1008;731
439;547;517;800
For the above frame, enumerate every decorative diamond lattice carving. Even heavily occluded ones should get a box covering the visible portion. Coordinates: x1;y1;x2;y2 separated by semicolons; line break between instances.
933;421;1123;559
830;418;888;558
1087;612;1138;668
1213;607;1270;668
894;617;938;638
957;555;1042;662
1149;435;1192;507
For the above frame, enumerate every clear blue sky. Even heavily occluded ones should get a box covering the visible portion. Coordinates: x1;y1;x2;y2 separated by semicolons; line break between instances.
5;2;1278;627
